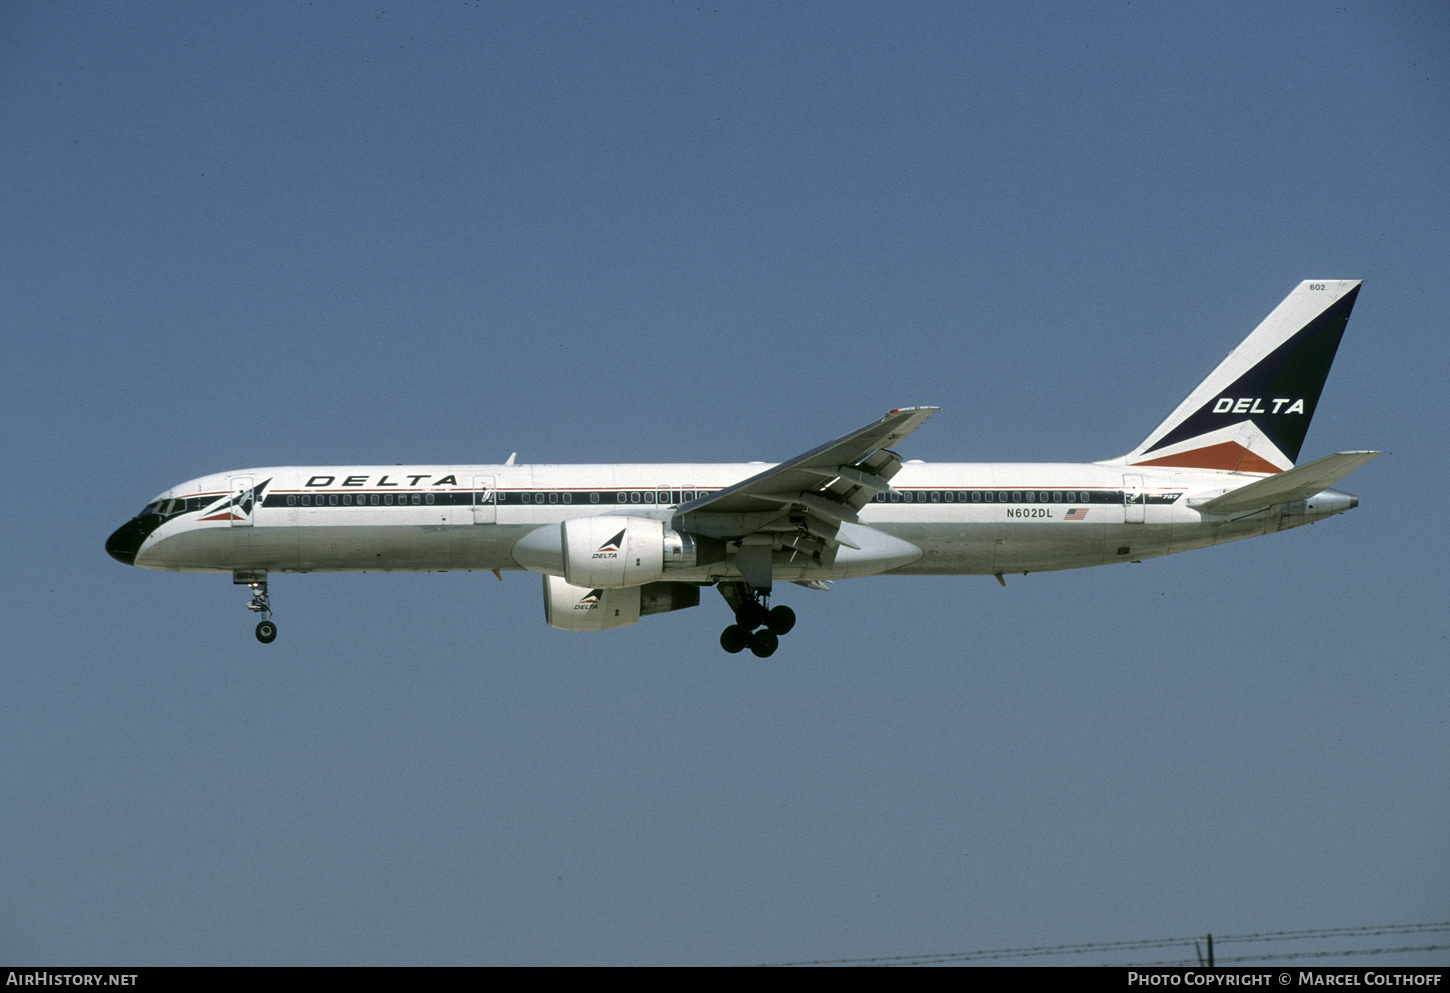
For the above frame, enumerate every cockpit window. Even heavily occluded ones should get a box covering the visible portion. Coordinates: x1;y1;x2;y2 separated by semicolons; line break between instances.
140;498;194;519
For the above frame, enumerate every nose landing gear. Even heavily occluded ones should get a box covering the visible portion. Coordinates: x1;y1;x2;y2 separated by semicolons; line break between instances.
235;571;277;644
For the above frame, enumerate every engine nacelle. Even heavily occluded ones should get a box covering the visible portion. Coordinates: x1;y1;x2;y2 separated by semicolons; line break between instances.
563;516;663;588
561;515;711;588
542;575;701;632
512;516;722;587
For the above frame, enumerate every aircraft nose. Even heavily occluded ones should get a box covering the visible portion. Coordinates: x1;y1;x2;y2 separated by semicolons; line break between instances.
106;517;154;566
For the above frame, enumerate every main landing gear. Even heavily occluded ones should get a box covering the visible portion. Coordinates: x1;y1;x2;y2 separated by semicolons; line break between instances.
718;583;796;658
236;572;277;644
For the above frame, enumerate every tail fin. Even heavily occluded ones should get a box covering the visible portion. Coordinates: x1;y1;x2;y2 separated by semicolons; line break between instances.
1110;280;1361;474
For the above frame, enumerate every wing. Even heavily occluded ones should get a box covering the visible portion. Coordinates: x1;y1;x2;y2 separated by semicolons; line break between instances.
675;407;939;569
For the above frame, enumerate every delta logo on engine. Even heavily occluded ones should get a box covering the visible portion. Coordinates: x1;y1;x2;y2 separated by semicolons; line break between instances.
592;531;625;559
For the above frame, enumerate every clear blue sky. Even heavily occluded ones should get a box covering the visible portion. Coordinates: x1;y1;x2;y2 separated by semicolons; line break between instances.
3;0;1446;966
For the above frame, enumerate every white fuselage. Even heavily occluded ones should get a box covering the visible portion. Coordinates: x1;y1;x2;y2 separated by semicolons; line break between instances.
121;460;1354;582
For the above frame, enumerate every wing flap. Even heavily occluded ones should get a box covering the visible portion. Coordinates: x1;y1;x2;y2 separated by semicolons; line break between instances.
674;408;938;586
676;407;939;538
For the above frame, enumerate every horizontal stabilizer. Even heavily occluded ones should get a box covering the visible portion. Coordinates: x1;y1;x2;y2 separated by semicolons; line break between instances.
1192;451;1380;514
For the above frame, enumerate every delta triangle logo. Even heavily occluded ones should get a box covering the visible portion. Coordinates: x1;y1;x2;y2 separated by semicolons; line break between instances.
597;530;625;554
199;478;273;522
574;589;604;610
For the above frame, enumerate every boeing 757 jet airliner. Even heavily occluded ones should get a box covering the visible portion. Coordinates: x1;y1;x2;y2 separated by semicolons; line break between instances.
107;280;1376;656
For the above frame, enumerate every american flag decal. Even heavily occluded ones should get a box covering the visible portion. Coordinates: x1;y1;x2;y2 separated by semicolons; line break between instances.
1064;508;1089;521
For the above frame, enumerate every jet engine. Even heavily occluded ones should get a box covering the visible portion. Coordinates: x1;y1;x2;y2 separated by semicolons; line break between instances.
542;575;701;632
512;515;726;587
562;516;669;587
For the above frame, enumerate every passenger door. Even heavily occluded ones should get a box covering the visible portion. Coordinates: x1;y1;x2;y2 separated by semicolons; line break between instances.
227;476;255;527
1122;474;1145;524
473;475;497;524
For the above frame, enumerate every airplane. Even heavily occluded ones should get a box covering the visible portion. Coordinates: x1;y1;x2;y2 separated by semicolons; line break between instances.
107;280;1378;656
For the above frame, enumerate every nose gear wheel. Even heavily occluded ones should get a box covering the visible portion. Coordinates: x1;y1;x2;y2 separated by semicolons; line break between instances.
240;576;278;644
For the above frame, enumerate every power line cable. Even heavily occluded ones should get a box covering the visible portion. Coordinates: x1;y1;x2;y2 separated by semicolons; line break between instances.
1123;944;1450;968
759;921;1450;967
